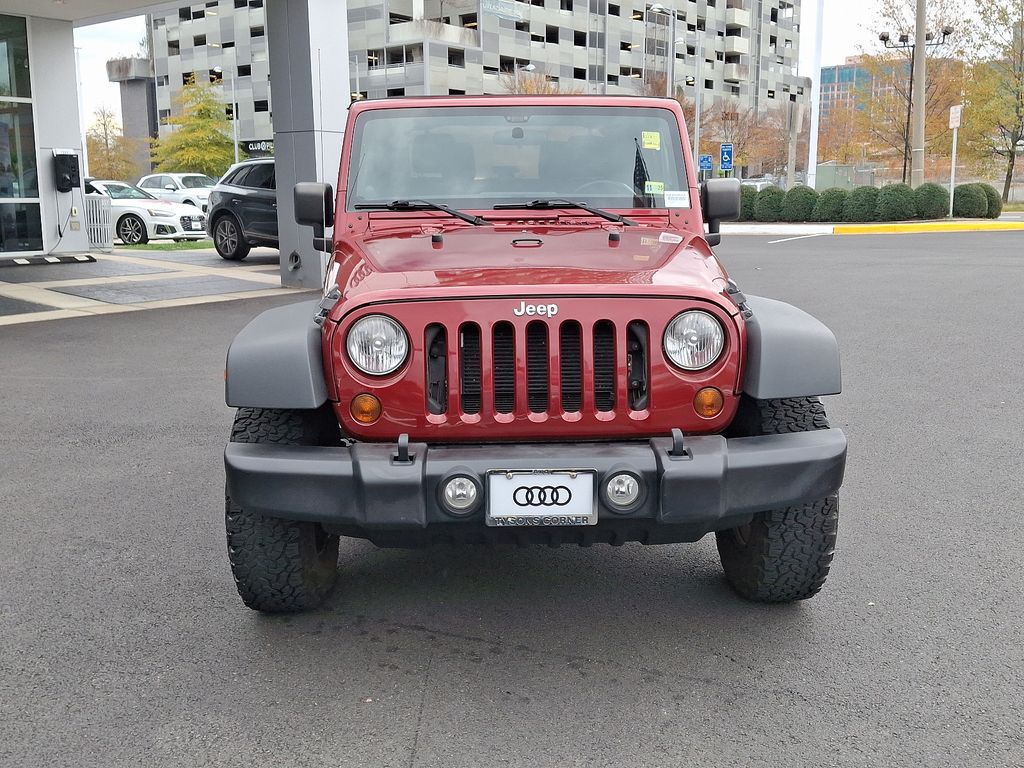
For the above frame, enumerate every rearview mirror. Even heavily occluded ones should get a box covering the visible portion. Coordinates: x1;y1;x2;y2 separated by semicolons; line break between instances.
700;178;741;247
164;184;176;191
294;181;335;252
294;182;335;228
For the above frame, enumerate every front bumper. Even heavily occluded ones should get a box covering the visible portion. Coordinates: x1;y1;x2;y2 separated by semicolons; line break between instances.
224;430;847;545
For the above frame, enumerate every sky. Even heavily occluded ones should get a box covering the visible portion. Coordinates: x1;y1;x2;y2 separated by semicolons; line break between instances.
72;1;880;129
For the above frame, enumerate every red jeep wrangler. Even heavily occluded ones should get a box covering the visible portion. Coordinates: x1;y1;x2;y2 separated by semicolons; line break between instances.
223;96;846;612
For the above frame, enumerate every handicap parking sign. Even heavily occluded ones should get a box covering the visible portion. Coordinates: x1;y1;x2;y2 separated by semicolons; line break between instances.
720;143;734;172
699;154;713;172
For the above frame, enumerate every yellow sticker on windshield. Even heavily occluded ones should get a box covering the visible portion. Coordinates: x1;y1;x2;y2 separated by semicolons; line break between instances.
642;131;661;151
645;181;665;195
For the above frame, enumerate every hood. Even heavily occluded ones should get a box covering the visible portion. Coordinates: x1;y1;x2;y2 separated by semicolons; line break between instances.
335;225;733;306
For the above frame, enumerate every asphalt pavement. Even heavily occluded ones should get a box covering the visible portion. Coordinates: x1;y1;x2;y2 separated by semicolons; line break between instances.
2;232;1022;767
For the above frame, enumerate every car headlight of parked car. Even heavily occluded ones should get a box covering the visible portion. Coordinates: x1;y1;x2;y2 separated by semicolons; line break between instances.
664;310;725;371
146;209;175;218
346;315;409;375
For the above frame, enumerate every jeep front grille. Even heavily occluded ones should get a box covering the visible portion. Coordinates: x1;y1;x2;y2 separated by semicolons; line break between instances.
431;318;649;418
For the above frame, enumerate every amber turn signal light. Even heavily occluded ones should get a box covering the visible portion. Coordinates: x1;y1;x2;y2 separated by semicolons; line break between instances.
350;393;382;424
693;387;725;419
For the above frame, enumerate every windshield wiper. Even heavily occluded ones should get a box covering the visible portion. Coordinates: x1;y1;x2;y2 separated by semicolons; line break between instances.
493;199;637;226
354;199;490;226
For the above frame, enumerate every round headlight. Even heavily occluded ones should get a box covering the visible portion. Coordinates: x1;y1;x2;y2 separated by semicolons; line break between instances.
664;311;725;371
346;315;409;375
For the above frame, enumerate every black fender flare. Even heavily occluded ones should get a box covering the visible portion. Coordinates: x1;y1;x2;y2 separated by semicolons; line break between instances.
225;301;328;409
742;295;842;399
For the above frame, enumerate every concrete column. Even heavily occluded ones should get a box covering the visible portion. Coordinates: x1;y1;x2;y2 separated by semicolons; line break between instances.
29;17;90;255
267;0;349;289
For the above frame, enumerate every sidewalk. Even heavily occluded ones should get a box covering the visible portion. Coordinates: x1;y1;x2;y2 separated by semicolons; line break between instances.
0;247;306;327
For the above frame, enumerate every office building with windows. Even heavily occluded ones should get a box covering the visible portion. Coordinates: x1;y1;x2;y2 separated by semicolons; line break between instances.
150;0;275;153
148;0;810;151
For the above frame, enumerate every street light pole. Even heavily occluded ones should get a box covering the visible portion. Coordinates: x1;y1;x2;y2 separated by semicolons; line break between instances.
910;0;927;187
213;65;239;164
879;25;953;185
806;0;825;189
229;68;239;164
693;32;703;174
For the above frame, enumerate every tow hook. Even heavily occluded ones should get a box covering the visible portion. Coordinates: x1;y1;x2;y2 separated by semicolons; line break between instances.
668;428;690;460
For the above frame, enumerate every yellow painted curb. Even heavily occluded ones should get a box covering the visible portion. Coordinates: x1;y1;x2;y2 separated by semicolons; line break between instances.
835;221;1024;235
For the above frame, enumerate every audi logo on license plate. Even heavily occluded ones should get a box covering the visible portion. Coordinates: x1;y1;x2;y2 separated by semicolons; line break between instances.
512;485;573;507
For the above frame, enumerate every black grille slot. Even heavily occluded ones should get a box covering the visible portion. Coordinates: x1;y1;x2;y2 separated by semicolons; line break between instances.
627;321;650;411
560;322;583;412
593;320;616;412
493;322;516;413
526;322;549;412
459;323;481;414
425;324;448;415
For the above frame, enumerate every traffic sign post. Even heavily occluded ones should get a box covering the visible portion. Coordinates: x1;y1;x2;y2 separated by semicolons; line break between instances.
949;105;962;218
720;143;734;174
699;155;713;180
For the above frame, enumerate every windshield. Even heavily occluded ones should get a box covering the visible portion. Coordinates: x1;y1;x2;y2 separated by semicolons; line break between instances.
347;106;690;212
102;183;155;200
180;175;216;188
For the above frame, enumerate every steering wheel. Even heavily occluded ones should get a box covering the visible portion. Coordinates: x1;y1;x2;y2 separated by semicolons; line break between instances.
571;180;639;196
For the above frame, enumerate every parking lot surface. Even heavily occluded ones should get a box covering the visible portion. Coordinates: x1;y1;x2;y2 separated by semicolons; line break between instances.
2;232;1022;767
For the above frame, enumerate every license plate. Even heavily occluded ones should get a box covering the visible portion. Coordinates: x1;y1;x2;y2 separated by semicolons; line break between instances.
486;470;597;527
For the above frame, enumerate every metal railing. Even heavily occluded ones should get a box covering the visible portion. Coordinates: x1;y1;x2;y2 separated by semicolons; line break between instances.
84;195;114;252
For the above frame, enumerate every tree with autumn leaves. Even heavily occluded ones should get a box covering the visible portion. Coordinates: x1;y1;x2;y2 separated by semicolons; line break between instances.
86;107;138;180
816;0;1024;201
150;79;237;178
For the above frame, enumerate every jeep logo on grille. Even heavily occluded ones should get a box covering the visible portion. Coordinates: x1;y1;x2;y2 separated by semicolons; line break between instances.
513;301;559;317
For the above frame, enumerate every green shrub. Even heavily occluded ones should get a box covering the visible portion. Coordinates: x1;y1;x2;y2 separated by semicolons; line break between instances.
953;184;988;218
843;186;880;222
875;183;917;222
781;186;820;222
753;186;785;223
740;184;758;222
978;183;1002;219
913;183;950;220
812;188;849;222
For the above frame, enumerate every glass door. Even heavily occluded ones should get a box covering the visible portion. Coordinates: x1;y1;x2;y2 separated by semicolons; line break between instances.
0;14;42;253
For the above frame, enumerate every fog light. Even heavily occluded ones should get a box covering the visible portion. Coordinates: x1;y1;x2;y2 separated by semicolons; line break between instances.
693;387;725;419
442;476;479;514
350;393;382;424
606;473;641;509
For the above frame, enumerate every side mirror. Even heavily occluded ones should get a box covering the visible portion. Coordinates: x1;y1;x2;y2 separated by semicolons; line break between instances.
164;184;176;191
294;181;335;252
700;178;741;247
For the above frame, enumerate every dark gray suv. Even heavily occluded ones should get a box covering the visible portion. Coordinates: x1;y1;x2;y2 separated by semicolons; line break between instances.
206;158;278;260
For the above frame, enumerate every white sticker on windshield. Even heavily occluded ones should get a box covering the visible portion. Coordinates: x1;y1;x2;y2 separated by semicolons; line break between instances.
664;190;691;209
659;232;684;244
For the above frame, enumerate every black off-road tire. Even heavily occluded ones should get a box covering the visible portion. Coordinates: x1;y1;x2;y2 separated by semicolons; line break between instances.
716;397;839;603
226;406;341;612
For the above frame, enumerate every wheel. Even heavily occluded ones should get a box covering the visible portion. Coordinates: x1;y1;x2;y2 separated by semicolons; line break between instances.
213;215;250;261
117;214;149;245
225;406;341;612
716;397;839;602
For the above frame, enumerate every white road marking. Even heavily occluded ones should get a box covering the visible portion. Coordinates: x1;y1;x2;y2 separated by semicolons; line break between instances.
768;233;828;244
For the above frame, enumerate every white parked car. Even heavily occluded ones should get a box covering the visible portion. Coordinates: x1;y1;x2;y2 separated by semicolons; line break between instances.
85;179;208;245
137;172;217;211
